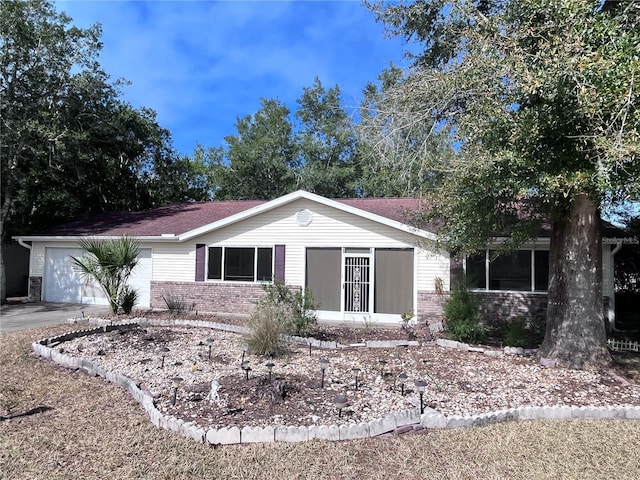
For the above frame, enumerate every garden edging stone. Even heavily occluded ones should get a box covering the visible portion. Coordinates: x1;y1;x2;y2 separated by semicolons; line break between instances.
31;319;640;446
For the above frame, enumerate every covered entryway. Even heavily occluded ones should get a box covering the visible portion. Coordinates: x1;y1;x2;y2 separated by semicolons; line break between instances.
42;247;152;307
306;247;415;323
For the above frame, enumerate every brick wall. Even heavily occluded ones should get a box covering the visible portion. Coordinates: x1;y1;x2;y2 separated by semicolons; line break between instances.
474;291;548;324
150;281;275;315
473;291;610;326
417;291;447;332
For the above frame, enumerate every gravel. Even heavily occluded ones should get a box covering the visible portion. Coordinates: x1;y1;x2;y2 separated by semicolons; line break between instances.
60;325;640;431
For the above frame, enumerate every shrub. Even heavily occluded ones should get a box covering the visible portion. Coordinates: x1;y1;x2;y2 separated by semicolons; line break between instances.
504;316;545;348
245;303;287;357
161;291;196;315
70;236;140;314
261;281;317;336
443;278;484;344
119;286;139;315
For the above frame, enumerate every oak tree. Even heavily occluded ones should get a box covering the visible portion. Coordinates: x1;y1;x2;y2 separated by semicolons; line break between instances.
363;0;640;368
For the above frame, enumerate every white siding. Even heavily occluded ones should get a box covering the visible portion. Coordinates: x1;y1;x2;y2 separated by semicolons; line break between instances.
152;199;449;289
150;242;196;282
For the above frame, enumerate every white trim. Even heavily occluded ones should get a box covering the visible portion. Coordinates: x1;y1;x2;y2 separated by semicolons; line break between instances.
177;190;437;242
14;191;436;244
14;235;181;242
205;245;274;283
466;248;549;293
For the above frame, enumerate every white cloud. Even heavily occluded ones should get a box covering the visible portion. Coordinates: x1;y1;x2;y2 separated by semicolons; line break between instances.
55;0;409;154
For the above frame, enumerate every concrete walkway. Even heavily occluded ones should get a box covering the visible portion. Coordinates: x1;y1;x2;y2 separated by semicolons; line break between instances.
0;301;110;333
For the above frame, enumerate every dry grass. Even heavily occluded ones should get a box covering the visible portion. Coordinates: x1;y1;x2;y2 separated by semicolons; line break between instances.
2;325;640;480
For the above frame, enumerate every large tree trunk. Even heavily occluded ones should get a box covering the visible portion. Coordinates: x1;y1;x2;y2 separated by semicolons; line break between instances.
538;194;611;369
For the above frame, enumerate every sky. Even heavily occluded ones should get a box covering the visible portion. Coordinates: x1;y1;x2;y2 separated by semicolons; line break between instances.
55;0;412;157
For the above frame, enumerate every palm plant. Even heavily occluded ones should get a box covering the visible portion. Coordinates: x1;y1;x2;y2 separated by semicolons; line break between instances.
70;236;140;314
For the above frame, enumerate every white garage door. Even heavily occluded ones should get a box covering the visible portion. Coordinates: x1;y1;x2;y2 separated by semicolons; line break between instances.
43;247;152;308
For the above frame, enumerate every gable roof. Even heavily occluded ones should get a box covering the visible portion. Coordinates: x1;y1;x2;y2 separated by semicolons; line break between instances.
17;190;435;242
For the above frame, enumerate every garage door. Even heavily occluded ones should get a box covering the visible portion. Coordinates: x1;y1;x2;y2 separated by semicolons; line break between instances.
43;247;152;308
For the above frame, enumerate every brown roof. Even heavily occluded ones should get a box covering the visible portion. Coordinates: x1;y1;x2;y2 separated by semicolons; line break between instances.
32;196;431;237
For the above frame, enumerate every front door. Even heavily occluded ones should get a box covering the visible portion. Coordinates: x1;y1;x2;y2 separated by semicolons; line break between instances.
343;252;371;313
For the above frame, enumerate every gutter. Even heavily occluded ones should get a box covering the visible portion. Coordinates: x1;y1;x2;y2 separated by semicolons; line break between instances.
13;234;181;243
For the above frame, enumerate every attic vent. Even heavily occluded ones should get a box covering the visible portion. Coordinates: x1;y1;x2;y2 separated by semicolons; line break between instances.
296;209;313;226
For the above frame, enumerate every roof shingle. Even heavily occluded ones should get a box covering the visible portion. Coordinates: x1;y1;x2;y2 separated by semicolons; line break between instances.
32;196;430;237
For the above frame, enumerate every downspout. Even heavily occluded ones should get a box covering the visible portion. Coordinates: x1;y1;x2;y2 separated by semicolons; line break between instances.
16;239;33;301
17;239;32;251
609;241;623;331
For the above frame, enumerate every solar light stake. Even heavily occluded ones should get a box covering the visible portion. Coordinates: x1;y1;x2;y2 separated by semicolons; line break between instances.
160;347;170;369
334;394;348;418
319;358;329;389
170;377;183;406
398;373;408;396
266;362;275;383
241;361;251;381
207;338;215;360
241;343;248;364
352;368;361;391
414;379;427;414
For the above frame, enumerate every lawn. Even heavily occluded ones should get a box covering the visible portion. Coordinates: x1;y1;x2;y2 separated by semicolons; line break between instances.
2;324;640;480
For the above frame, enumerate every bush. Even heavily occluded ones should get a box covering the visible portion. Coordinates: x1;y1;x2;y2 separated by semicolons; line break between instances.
245;303;287;357
503;316;545;348
161;291;196;315
443;279;484;344
118;286;138;315
261;281;317;336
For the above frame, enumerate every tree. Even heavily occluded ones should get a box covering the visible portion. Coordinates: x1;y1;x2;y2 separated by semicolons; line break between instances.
364;0;640;368
0;0;195;302
295;77;360;198
215;98;298;200
358;66;453;197
70;236;140;314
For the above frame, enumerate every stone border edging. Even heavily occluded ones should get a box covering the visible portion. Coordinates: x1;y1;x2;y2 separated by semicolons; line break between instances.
31;320;640;446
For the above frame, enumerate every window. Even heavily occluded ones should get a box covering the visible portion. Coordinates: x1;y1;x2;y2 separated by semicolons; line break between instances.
207;247;273;282
534;250;549;291
490;250;531;291
466;249;549;292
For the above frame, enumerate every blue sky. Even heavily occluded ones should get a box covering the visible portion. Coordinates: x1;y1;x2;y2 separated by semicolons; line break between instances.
55;0;411;157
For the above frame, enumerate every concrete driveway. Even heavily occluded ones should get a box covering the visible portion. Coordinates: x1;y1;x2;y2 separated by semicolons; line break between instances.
0;301;111;333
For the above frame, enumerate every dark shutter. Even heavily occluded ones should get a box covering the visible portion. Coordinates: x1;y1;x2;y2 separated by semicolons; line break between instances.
274;245;285;281
195;244;206;281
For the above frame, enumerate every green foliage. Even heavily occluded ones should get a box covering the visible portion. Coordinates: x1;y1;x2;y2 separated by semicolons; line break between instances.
245;281;317;356
295;77;361;198
364;0;639;366
70;236;140;314
0;0;201;242
118;286;139;315
443;280;484;344
503;317;546;349
261;280;317;336
245;304;288;357
215;98;298;200
363;0;640;253
197;78;365;201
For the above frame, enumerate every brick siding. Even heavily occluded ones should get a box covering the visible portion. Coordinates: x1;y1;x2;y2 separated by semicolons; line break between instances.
29;276;42;302
150;281;275;315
